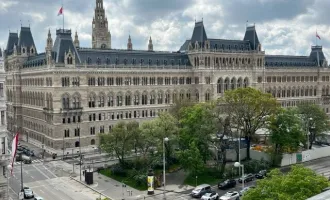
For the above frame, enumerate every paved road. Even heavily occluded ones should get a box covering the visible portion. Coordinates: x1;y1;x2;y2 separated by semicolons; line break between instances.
9;161;101;200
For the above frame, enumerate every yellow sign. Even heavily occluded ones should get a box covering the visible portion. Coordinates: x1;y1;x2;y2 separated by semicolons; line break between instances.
147;176;154;192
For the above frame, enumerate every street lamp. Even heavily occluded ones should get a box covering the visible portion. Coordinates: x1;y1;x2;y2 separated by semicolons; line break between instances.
307;118;313;150
234;162;244;190
78;123;82;181
163;137;169;200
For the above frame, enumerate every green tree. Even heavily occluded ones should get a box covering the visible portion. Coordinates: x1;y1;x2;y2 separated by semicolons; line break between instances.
221;87;279;159
243;165;329;200
296;103;330;149
269;109;305;153
179;103;216;163
178;141;204;176
169;97;196;120
99;121;138;165
137;120;158;159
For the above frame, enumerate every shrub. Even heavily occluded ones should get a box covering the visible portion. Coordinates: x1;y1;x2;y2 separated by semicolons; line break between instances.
110;164;127;177
133;174;147;186
243;159;271;174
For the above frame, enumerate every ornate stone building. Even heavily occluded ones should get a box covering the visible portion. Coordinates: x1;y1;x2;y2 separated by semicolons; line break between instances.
0;47;9;199
4;0;330;151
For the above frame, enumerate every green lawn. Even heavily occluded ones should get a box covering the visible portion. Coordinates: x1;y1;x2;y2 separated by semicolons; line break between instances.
100;169;147;191
183;168;222;187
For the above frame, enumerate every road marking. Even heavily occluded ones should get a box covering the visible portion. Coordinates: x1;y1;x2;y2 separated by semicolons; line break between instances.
42;164;57;178
40;189;45;193
30;176;34;179
25;170;29;174
32;165;50;179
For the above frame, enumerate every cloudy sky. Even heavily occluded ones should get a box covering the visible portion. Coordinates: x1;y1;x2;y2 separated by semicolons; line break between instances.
0;0;330;58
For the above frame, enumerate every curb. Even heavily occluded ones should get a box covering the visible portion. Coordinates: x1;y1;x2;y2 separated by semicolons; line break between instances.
69;176;114;200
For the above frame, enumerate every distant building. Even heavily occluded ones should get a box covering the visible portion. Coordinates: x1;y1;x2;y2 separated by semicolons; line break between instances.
0;47;9;199
3;0;330;153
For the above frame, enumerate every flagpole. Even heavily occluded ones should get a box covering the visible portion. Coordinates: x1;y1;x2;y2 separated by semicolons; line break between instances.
316;29;317;46
62;0;64;31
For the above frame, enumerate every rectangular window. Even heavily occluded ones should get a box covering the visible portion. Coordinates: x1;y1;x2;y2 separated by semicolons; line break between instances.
0;83;3;97
1;138;5;154
90;127;95;135
78;116;81;122
194;77;199;84
72;116;76;123
100;126;105;134
0;111;4;126
157;77;163;85
62;118;66;124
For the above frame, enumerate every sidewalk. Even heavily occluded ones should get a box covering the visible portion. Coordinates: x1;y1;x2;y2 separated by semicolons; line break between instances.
71;170;194;200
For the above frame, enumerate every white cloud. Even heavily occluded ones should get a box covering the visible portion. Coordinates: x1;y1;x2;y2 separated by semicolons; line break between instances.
22;12;46;23
0;1;18;12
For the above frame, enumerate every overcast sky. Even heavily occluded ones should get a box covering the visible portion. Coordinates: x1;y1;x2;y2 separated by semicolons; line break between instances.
0;0;330;58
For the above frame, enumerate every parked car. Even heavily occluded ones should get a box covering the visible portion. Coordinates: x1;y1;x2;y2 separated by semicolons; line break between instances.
23;187;34;199
16;155;32;164
238;173;254;183
219;191;240;200
201;191;219;200
239;186;255;196
190;184;212;198
24;150;35;157
255;170;267;179
218;179;236;189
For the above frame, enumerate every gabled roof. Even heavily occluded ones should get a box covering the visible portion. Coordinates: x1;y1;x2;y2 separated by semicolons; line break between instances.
17;27;36;53
5;32;18;55
243;26;260;50
190;21;208;44
52;29;81;64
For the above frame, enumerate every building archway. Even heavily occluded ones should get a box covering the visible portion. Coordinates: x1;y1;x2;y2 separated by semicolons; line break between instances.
75;141;80;147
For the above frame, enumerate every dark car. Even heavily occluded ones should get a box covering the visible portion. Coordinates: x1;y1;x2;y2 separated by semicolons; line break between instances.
255;170;267;179
238;173;254;183
218;179;236;190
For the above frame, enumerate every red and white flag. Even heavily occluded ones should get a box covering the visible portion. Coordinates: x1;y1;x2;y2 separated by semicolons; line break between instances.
10;133;19;175
58;6;63;16
316;32;321;40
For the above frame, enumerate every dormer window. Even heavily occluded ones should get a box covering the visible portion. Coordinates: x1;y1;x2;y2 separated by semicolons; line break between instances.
106;58;111;65
164;60;167;66
171;60;174;66
124;59;127;65
178;60;181;66
214;44;218;50
115;58;119;64
156;59;159;66
67;55;73;65
96;58;101;65
148;59;152;65
132;59;136;65
87;57;92;64
140;59;144;65
31;48;34;54
22;48;26;54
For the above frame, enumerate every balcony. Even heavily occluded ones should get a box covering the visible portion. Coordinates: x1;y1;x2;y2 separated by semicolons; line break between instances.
60;107;83;115
43;107;54;114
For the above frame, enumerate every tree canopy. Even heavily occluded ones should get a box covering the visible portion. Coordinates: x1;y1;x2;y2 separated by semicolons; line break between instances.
243;165;329;200
296;103;330;149
221;87;279;159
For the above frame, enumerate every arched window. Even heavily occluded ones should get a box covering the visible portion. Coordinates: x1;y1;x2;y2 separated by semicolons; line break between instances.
91;139;95;145
158;91;163;104
243;77;249;88
134;91;140;105
125;92;131;106
88;93;96;108
224;78;230;91
98;93;105;107
116;92;123;106
217;78;223;93
107;93;114;107
62;94;70;109
150;91;156;104
142;91;148;105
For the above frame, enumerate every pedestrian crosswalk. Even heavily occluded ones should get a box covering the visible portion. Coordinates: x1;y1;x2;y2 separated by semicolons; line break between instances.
13;159;43;165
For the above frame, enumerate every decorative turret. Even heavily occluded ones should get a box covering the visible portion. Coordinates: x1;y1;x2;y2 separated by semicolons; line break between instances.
45;29;53;52
127;35;132;51
92;0;111;49
243;25;261;51
74;31;80;48
148;36;153;51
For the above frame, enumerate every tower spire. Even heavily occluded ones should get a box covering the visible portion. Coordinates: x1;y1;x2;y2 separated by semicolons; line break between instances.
127;35;133;51
92;0;111;49
148;36;153;51
45;29;53;52
74;31;80;48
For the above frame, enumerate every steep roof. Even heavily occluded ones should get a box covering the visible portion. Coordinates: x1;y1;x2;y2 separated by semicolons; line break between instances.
190;21;208;44
52;29;81;64
5;32;18;55
77;48;191;68
243;26;260;50
17;27;36;53
265;45;326;68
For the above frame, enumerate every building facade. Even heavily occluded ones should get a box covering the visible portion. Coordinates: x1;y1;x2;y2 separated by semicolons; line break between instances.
0;47;10;199
3;0;330;152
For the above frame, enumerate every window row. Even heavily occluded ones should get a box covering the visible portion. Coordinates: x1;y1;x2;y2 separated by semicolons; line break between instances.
266;76;318;83
266;86;318;98
62;76;80;87
87;76;195;86
217;77;249;93
86;57;189;66
61;93;81;109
